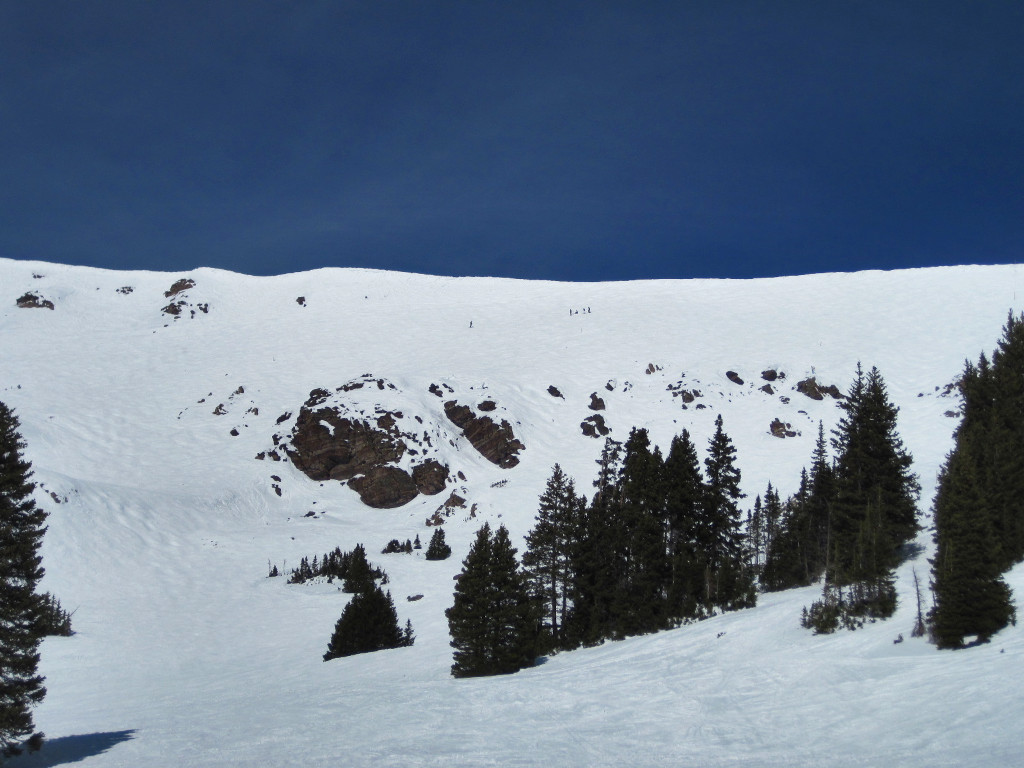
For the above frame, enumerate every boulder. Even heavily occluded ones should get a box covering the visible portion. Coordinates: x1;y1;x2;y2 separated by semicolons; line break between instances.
16;293;54;310
412;459;450;495
444;400;524;468
286;408;406;482
589;393;606;411
164;278;196;298
796;377;844;401
581;414;611;438
349;467;419;509
769;418;799;438
726;371;745;385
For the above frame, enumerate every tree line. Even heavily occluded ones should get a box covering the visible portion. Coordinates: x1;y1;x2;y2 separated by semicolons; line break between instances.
929;312;1022;648
447;415;757;677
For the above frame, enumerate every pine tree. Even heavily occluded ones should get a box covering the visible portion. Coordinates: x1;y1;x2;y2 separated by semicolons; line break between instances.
982;312;1024;566
701;415;754;610
0;402;47;756
424;528;452;561
613;429;668;635
807;364;918;631
929;446;1015;648
323;585;412;660
522;465;584;651
341;543;374;593
447;524;538;678
663;430;706;623
563;438;626;647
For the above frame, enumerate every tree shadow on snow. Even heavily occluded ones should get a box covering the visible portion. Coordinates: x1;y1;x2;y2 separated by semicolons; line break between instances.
10;730;137;767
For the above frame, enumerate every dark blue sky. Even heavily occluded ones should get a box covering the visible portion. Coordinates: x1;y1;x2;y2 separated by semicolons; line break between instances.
2;1;1022;280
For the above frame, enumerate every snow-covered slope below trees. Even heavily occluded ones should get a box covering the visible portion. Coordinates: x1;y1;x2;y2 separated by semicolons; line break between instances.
1;257;1022;767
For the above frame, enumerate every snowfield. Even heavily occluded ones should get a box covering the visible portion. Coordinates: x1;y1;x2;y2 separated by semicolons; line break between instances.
1;257;1022;767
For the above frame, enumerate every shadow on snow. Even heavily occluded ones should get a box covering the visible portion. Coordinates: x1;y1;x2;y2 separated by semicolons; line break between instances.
10;730;137;767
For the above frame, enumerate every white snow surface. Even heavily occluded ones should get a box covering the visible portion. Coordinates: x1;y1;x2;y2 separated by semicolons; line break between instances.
2;258;1023;767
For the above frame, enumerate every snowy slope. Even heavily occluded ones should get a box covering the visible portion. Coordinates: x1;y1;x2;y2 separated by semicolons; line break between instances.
1;257;1022;767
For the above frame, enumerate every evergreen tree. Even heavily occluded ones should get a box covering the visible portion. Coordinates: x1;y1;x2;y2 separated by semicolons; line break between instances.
761;476;811;591
929;445;1016;648
701;415;754;610
0;402;47;756
807;364;918;631
424;528;452;561
563;438;625;647
522;465;584;650
447;524;538;678
341;543;374;593
663;430;706;623
323;585;412;660
980;313;1024;566
613;429;668;635
763;424;836;591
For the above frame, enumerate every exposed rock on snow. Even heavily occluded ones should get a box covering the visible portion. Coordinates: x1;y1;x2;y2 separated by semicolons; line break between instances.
769;418;800;438
795;376;843;401
278;377;454;507
581;413;611;438
443;400;524;468
349;466;419;508
16;292;54;310
163;278;196;297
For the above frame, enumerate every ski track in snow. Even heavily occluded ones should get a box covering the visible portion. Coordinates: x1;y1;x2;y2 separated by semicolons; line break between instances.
1;258;1023;767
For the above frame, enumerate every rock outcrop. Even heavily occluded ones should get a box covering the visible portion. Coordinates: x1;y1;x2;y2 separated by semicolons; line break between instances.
795;377;843;401
581;414;610;438
349;467;419;509
16;293;54;310
769;418;799;438
278;378;453;508
444;400;524;468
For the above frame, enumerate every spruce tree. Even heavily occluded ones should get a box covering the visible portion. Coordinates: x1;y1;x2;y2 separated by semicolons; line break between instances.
447;524;537;678
929;445;1015;648
701;415;754;610
323;585;411;660
982;312;1024;566
0;402;47;756
563;438;625;647
341;543;374;593
613;429;668;635
807;364;918;631
424;528;452;561
663;430;706;623
522;465;584;650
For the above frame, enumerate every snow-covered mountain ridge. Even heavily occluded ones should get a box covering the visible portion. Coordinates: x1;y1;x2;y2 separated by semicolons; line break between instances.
1;257;1022;767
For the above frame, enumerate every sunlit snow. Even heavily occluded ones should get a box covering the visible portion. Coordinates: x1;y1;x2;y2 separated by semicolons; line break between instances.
1;258;1022;767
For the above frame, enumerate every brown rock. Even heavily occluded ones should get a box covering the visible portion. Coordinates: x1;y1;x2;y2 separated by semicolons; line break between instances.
769;418;799;438
443;400;524;468
761;369;779;381
547;385;564;399
348;467;419;508
795;377;842;401
413;459;450;495
286;408;406;482
581;414;611;438
726;371;745;385
164;278;196;298
15;293;54;310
